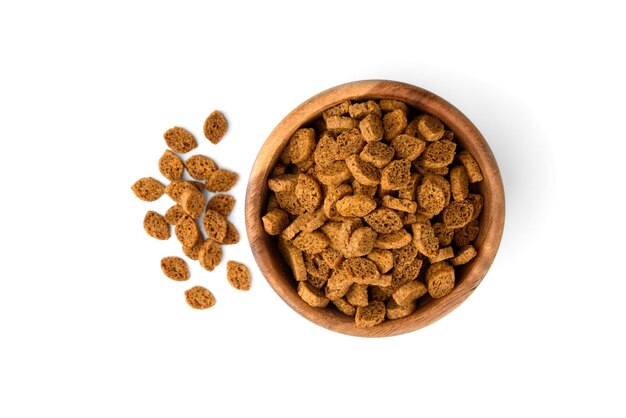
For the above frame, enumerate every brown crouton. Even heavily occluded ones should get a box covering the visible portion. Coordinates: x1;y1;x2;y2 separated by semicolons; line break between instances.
391;134;427;161
352;179;378;198
313;131;338;168
342;257;381;285
321;248;345;270
466;193;484;222
386;298;417;320
226;261;251;291
380;159;411;190
335;129;366;159
143;211;170;240
449;245;477;266
164;126;197;153
182;237;204;261
278;237;307;282
298;281;330;308
456;150;483;182
379;99;408;114
284;128;316;164
323;101;351;120
416;114;445;142
450;165;469;201
346;283;369;307
366;248;394;274
184;155;218;180
164;204;186;225
374;229;412;250
364;208;403;234
349;100;382;119
442;201;474;229
206;194;235;217
180;188;205;219
359;114;384;142
161;256;190;281
412;222;439;257
432;222;454;247
203;110;228;144
275;190;306;215
295;174;323;212
419;140;457;169
359;142;395;168
383;109;408;140
392;280;428;306
326;115;358;132
316;161;352;186
293;231;330;254
336;195;377;217
417;174;451;216
382;195;417;213
426;261;455;298
158;150;184;181
355;301;386;327
175;215;200;247
346;226;378;257
429;246;455;263
333;297;357;316
184;286;215;309
131;177;165;202
391;258;423;287
325;268;353;300
205;169;238;192
345;154;381;186
454;219;480;247
198;240;223;272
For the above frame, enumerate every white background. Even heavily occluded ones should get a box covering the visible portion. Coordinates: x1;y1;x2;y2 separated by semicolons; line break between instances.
1;1;624;416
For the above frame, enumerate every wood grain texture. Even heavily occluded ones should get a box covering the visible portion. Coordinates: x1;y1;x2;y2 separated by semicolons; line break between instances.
245;80;505;337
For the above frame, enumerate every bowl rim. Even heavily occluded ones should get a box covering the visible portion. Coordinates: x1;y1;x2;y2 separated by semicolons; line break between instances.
245;79;505;337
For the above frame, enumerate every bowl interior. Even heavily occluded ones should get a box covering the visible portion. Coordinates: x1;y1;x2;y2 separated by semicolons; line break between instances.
245;80;504;337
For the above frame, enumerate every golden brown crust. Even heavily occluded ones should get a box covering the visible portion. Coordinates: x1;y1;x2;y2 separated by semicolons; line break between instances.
185;286;215;309
164;126;197;153
161;256;190;281
426;261;455;298
380;159;411;190
198;240;223;271
206;194;235;217
184;155;218;180
175;215;200;247
164;204;186;225
355;301;386;327
131;177;165;202
180;188;205;219
412;222;439;257
295;174;323;212
359;142;395;168
203;110;228;144
205;169;238;192
345;154;380;186
203;209;228;242
419;140;457;169
456;150;483;183
449;245;477;266
226;261;251;290
143;211;170;240
449;165;469;201
158;150;184;181
359;114;384;142
442;201;474;229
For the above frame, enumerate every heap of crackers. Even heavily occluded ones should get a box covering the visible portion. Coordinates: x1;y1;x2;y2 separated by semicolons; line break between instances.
262;99;484;327
132;111;250;309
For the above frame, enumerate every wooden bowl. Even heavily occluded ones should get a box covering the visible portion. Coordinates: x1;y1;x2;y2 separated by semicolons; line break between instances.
245;80;505;337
